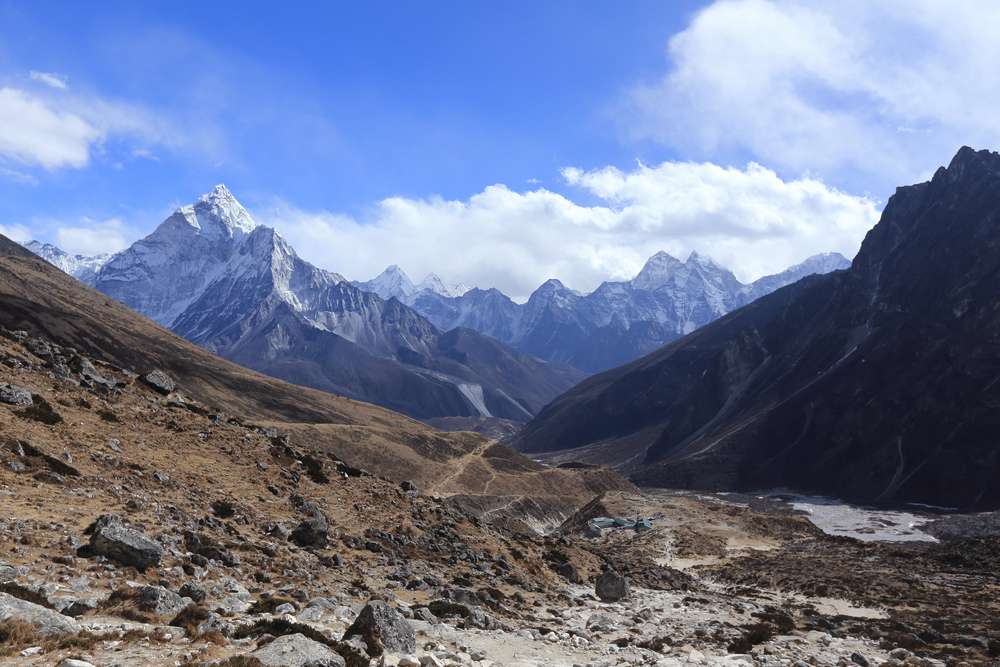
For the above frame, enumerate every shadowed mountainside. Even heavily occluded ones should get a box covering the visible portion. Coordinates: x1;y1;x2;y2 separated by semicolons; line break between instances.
510;146;1000;510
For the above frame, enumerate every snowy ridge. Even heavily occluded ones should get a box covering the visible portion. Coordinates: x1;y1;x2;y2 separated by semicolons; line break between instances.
23;241;111;283
399;250;851;372
353;265;470;301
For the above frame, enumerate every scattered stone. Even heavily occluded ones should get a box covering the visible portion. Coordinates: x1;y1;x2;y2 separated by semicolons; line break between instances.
56;660;97;667
86;514;164;569
249;632;346;667
344;600;417;657
401;480;418;495
0;382;32;406
851;652;871;667
140;369;175;395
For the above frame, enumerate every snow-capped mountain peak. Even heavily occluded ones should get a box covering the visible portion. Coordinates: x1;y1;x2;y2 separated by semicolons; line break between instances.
353;264;416;301
414;273;471;298
631;251;684;291
175;183;259;242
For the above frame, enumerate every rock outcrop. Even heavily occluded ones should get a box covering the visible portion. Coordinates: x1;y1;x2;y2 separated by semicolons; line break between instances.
86;514;163;569
344;601;417;657
249;633;345;667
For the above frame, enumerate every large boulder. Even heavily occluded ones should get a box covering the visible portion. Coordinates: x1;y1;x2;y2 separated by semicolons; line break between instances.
139;586;188;616
249;633;345;667
0;592;78;636
0;382;32;406
140;370;175;396
344;601;416;657
86;514;163;569
595;569;629;601
290;515;328;548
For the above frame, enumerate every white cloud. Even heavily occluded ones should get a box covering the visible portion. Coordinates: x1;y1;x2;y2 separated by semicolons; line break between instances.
0;88;102;169
0;223;31;244
268;160;880;302
625;0;1000;190
56;218;130;256
130;149;159;161
29;70;68;89
0;168;38;185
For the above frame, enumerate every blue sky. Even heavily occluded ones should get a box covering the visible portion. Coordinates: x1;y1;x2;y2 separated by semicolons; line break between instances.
2;1;998;299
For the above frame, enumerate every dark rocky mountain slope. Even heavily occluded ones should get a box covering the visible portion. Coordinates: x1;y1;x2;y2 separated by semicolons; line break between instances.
510;146;1000;510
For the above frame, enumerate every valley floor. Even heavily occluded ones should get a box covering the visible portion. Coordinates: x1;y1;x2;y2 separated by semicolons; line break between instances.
0;331;996;667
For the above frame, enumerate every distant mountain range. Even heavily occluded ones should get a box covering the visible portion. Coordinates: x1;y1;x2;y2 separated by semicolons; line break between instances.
27;186;580;424
510;146;1000;510
354;251;850;373
24;185;848;426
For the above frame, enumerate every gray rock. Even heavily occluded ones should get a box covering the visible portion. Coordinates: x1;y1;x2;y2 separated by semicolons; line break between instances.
8;461;25;472
343;600;416;657
586;613;615;629
249;632;345;667
595;569;629;601
400;480;418;495
297;606;325;622
140;370;175;395
413;607;437;624
459;605;501;631
78;358;115;389
305;597;337;612
851;652;871;667
25;338;53;359
87;514;163;569
290;516;328;548
275;602;297;615
196;612;234;637
139;586;189;616
178;582;206;603
63;597;100;617
0;382;32;406
0;592;78;635
445;588;480;606
558;562;582;584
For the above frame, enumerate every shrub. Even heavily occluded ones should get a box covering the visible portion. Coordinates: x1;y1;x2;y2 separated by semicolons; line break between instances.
14;395;62;425
20;441;80;477
170;604;210;634
0;582;54;608
300;455;329;484
212;500;236;519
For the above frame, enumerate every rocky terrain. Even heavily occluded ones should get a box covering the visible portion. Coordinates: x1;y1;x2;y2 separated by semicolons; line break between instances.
0;326;996;666
510;146;1000;510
